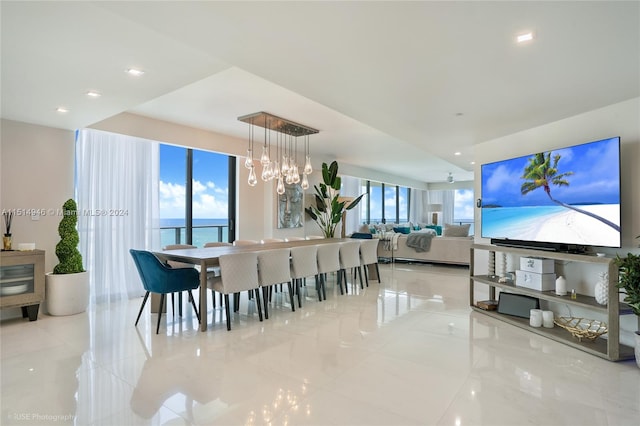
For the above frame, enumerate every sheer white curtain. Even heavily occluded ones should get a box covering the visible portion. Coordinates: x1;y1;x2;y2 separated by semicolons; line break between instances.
409;188;429;224
76;129;160;305
428;190;455;226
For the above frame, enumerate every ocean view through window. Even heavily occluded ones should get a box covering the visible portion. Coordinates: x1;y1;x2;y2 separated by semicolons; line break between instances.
160;144;230;247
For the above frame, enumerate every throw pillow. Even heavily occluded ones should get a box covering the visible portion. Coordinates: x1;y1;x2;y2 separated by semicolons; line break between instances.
392;226;411;234
443;223;470;237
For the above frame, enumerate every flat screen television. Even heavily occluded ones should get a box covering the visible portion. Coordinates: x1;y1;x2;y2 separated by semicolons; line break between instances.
481;136;621;251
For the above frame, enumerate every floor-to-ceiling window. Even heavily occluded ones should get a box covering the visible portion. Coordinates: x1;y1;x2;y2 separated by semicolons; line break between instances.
454;188;475;235
159;144;231;247
361;180;411;225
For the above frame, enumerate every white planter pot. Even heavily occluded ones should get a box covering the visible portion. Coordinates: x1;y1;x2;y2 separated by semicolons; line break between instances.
45;271;89;316
636;332;640;369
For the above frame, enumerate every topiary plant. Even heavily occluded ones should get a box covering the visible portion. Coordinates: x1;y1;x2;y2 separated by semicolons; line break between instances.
53;199;85;274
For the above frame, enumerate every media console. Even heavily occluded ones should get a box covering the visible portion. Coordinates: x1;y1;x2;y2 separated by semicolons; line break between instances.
470;243;637;361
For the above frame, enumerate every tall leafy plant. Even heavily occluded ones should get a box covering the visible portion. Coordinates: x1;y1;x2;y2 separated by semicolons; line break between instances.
305;161;364;238
53;199;85;274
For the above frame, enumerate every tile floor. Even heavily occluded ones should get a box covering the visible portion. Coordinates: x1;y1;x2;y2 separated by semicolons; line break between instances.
1;263;639;425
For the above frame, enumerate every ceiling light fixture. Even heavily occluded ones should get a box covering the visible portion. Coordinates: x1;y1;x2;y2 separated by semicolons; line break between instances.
125;68;145;76
56;107;69;113
239;112;318;193
516;32;534;43
86;90;101;98
454;151;461;156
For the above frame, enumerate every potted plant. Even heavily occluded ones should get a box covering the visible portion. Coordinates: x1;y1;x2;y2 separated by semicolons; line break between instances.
305;161;364;238
45;199;89;316
614;241;640;368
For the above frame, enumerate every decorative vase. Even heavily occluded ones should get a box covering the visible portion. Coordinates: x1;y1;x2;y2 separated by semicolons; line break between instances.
45;271;90;316
555;275;567;296
2;235;11;250
594;271;609;305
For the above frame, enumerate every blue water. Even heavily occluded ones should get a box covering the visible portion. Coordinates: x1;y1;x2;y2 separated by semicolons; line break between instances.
160;218;229;248
481;206;565;239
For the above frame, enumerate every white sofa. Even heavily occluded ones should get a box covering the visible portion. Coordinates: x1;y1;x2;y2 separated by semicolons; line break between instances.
377;234;472;266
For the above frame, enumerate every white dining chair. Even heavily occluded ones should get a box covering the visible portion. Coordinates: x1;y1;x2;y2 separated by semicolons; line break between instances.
339;240;364;292
162;244;197;316
316;243;342;297
233;239;259;246
257;248;294;317
306;235;324;240
285;237;305;242
290;245;320;305
359;239;381;286
203;242;231;247
261;238;284;244
207;252;263;331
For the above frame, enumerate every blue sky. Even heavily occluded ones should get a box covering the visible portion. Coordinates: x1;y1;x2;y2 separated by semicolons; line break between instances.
160;144;229;219
481;137;620;207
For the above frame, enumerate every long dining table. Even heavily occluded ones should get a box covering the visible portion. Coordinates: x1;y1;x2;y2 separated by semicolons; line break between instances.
153;238;351;331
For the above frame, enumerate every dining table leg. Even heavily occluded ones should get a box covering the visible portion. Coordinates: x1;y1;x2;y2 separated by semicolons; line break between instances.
199;260;208;331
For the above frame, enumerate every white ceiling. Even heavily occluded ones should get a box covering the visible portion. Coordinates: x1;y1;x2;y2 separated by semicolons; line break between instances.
2;1;639;184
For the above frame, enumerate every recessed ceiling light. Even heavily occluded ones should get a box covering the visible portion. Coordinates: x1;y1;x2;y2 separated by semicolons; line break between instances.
470;161;476;165
454;152;461;156
517;32;534;43
125;68;145;77
86;90;101;98
56;107;69;113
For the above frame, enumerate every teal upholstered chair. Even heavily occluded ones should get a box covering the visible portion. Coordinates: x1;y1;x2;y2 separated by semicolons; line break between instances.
130;249;201;334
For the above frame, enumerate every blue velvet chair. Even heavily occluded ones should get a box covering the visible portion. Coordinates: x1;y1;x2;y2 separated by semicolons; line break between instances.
130;249;201;334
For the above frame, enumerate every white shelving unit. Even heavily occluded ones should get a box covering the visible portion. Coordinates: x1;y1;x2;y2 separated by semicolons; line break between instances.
470;243;636;361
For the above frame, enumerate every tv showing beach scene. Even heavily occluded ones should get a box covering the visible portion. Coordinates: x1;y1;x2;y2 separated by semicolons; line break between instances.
481;136;621;248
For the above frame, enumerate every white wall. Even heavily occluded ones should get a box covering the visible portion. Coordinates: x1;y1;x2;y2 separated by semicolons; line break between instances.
0;119;75;273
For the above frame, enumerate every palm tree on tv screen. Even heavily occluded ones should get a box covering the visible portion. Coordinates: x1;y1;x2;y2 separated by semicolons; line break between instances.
520;152;619;231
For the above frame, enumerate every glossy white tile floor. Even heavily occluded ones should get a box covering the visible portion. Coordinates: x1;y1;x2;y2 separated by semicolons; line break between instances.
2;262;639;426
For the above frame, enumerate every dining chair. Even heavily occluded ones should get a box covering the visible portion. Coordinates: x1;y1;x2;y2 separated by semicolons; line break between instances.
203;242;232;247
207;251;263;331
162;244;197;316
306;235;324;240
316;243;342;297
290;245;320;305
285;237;305;242
339;240;364;292
129;249;200;334
233;239;259;246
257;248;295;317
261;238;284;244
359;239;381;286
202;242;231;308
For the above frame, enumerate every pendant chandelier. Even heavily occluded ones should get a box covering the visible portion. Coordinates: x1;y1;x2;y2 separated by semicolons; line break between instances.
238;112;318;194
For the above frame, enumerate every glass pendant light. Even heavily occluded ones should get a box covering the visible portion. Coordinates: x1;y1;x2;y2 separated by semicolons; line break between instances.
260;125;270;165
303;135;312;174
276;176;285;195
301;173;309;190
244;149;253;169
248;165;257;187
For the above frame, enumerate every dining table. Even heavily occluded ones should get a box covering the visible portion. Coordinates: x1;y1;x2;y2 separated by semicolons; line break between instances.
153;238;351;331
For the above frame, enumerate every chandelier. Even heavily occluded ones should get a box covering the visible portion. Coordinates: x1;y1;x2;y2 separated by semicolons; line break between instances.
238;112;318;194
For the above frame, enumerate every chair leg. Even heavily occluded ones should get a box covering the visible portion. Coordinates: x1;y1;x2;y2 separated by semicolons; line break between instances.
224;294;231;331
188;290;200;323
135;291;150;326
171;293;175;317
287;281;296;312
234;293;240;312
321;275;327;300
179;292;183;316
211;289;216;309
375;263;381;283
296;278;302;308
364;265;370;287
357;266;364;289
254;289;263;321
262;286;269;319
157;294;165;334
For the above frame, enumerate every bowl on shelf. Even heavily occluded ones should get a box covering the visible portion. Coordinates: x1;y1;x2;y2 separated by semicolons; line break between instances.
554;316;608;342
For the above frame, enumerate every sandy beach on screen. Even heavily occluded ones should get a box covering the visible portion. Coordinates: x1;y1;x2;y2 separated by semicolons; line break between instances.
507;205;620;247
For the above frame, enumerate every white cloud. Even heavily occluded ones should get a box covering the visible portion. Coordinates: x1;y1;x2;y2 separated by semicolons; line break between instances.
160;179;228;219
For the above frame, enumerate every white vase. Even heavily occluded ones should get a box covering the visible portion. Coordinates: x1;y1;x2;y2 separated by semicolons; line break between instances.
594;271;609;305
45;271;89;316
555;275;567;296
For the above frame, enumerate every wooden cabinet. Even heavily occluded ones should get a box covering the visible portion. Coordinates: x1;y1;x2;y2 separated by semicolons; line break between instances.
470;244;636;361
0;250;45;321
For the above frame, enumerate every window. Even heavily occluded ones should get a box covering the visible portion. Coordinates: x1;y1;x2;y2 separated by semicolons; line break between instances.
361;180;410;224
369;181;383;223
384;185;397;223
160;145;231;247
454;188;475;235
